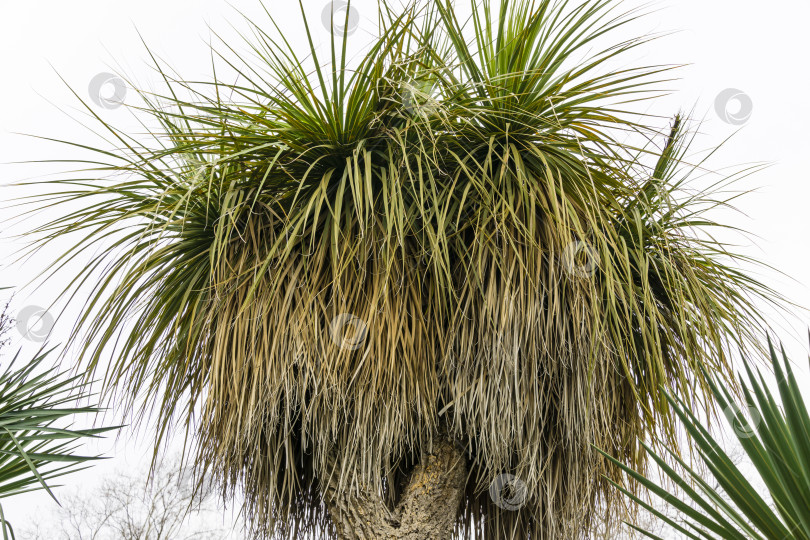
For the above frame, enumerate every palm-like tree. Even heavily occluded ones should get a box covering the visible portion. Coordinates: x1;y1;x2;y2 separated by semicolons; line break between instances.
19;1;780;538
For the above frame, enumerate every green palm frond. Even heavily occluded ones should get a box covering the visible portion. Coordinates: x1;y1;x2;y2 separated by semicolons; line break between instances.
0;346;118;539
11;1;784;538
600;337;810;540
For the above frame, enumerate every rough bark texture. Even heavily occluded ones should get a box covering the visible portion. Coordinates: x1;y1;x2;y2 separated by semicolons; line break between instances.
324;435;467;539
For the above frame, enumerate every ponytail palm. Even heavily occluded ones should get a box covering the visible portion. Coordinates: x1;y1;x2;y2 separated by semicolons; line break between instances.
18;1;780;538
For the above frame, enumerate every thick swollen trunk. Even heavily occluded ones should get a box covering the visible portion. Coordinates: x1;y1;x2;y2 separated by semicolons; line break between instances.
324;435;467;540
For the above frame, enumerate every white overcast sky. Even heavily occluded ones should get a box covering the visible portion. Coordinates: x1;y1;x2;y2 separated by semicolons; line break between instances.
1;0;809;533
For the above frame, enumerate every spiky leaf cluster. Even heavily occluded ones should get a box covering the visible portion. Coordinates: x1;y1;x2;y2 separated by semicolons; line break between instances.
18;1;779;538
